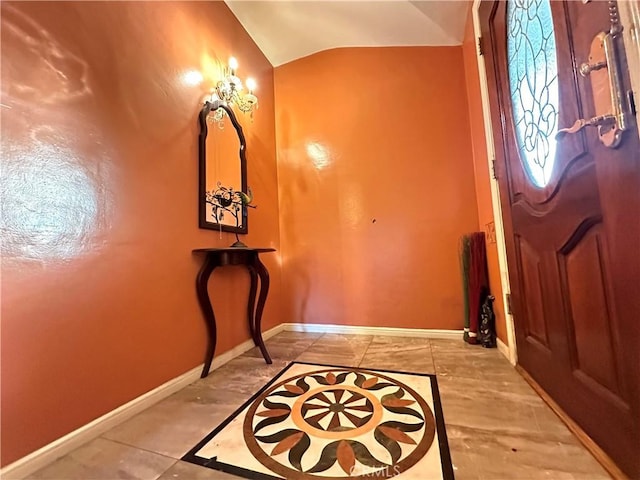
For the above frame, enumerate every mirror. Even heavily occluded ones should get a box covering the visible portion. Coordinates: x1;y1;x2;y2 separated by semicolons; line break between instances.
198;100;248;235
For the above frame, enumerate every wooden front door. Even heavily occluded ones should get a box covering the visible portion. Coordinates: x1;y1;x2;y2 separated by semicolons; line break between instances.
480;0;639;476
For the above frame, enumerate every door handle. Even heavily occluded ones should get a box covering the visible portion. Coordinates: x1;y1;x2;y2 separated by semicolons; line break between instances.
557;1;633;148
579;61;607;76
556;115;617;138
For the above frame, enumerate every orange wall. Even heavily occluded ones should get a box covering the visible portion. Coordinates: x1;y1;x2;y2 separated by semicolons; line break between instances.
461;10;508;343
274;47;480;330
0;1;282;466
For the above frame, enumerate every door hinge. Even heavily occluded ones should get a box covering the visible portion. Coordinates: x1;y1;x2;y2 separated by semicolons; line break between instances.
477;36;485;56
505;293;512;315
491;159;498;179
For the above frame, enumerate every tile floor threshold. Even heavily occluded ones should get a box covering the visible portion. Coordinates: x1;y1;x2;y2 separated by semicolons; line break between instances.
23;332;610;480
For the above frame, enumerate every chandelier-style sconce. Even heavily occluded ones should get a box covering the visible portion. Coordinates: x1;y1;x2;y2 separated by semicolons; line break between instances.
209;57;258;128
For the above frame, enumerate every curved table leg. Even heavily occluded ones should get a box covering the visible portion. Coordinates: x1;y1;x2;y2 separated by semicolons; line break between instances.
247;265;259;346
196;254;219;378
253;255;273;364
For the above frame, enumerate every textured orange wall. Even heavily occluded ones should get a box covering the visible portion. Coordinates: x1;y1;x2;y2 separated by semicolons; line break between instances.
0;1;281;465
274;47;479;330
461;11;508;343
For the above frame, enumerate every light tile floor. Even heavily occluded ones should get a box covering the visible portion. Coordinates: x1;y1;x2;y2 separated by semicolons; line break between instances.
26;332;610;479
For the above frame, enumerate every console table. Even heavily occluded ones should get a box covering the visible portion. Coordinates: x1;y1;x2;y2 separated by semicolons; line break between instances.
192;248;275;377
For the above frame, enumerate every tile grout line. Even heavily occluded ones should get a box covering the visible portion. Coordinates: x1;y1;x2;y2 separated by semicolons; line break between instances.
153;459;180;480
305;332;326;351
357;334;376;368
96;436;184;462
295;332;326;359
427;339;437;374
291;331;326;362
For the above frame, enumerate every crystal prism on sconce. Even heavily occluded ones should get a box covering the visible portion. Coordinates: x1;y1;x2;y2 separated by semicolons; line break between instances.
209;57;258;128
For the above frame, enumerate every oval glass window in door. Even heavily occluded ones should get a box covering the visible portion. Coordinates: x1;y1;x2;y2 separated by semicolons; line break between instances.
507;0;559;188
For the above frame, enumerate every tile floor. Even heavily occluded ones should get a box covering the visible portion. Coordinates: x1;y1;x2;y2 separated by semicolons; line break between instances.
25;332;610;479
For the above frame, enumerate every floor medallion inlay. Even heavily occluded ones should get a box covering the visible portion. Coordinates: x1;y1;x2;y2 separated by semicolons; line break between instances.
183;362;453;479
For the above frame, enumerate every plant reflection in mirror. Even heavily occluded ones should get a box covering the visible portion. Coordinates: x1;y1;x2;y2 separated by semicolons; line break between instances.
205;182;255;247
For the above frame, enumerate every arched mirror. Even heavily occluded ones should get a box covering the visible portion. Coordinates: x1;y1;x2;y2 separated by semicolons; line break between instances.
198;100;249;236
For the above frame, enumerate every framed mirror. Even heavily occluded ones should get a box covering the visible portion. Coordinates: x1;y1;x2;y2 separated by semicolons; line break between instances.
198;100;248;234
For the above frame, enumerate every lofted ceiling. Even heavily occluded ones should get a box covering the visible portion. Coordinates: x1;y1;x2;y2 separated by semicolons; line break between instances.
224;1;471;67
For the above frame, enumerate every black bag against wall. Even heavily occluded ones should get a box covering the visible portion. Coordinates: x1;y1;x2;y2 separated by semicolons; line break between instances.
478;286;497;348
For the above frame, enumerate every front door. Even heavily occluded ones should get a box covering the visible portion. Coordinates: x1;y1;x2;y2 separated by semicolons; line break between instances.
480;0;639;476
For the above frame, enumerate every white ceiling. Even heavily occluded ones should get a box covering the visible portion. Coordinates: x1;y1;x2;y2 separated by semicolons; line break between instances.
225;1;471;67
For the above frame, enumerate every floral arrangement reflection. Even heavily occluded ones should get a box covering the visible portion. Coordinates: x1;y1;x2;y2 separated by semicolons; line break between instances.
205;182;255;247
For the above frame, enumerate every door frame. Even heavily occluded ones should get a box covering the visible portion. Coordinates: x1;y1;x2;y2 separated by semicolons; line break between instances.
470;0;517;365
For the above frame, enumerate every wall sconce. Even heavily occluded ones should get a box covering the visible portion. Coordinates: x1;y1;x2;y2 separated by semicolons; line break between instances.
209;57;258;127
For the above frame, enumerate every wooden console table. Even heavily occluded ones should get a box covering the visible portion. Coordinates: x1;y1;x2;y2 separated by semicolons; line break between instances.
192;247;275;377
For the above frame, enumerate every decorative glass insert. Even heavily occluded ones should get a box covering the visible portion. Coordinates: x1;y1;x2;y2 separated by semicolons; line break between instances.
507;0;559;188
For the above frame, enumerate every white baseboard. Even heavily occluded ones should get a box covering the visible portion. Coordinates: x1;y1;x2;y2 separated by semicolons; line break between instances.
282;322;463;340
0;323;285;480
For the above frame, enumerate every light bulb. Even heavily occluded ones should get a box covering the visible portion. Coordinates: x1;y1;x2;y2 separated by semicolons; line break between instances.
228;57;239;71
246;77;257;93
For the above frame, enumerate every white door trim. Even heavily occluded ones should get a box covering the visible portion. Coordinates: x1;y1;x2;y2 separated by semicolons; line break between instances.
472;0;517;365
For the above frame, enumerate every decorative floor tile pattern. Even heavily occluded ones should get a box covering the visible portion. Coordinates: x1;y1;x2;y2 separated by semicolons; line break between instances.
26;332;610;480
183;362;454;479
